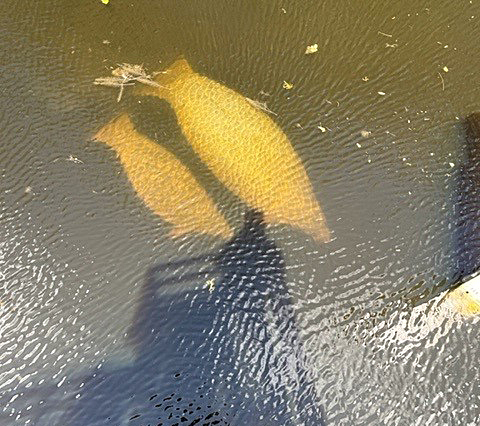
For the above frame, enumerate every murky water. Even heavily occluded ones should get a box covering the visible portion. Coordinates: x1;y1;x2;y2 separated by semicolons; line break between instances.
1;1;480;425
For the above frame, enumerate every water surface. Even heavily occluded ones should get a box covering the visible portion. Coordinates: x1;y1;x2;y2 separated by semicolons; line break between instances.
1;1;480;425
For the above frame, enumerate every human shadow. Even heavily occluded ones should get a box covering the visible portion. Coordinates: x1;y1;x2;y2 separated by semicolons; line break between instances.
0;98;327;425
54;209;326;426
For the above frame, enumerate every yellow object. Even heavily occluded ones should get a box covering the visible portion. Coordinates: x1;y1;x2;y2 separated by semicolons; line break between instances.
305;44;318;55
94;113;233;239
101;0;109;4
137;59;331;242
282;81;294;90
445;276;480;316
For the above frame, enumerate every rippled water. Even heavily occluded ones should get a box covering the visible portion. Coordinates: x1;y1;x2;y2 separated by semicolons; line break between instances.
1;1;480;425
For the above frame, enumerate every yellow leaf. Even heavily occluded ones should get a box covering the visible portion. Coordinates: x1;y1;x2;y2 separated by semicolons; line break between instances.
305;43;318;54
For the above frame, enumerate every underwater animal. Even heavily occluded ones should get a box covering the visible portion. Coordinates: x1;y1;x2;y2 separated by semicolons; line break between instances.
94;113;233;239
136;58;331;243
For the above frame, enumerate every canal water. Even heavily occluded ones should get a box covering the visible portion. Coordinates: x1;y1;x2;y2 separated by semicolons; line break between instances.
1;1;479;425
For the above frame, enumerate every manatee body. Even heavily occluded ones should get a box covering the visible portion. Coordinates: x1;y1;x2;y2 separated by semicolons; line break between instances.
94;113;233;239
138;59;331;242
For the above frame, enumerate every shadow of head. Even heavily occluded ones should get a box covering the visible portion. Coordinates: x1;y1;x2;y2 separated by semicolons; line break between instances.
122;208;326;425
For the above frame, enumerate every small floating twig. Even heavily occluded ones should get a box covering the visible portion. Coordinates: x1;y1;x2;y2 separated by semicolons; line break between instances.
437;71;445;91
378;31;393;37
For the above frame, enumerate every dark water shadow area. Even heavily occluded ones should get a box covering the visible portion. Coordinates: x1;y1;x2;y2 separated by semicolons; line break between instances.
452;112;480;282
3;211;326;426
0;94;327;424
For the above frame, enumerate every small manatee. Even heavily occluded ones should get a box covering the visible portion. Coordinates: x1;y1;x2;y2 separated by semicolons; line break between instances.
94;113;233;239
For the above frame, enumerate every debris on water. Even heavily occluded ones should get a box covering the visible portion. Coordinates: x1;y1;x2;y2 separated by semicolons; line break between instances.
94;63;163;102
356;142;362;148
318;125;326;133
360;130;371;137
282;81;294;90
378;91;386;96
378;31;393;37
245;97;277;115
443;66;449;72
386;43;398;48
281;7;287;13
66;154;84;164
205;278;216;293
305;43;318;54
102;40;110;45
437;72;445;91
362;76;369;81
101;0;109;4
449;162;455;168
25;186;32;194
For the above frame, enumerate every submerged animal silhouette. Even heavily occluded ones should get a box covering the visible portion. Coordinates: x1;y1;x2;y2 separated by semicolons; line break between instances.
94;113;233;239
137;58;331;242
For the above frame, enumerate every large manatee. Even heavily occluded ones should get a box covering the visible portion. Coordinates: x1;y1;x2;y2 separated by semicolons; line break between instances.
137;59;331;243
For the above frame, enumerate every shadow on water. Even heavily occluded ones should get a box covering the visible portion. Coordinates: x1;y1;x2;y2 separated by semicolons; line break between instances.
0;100;327;425
452;112;480;283
48;210;326;426
407;112;480;308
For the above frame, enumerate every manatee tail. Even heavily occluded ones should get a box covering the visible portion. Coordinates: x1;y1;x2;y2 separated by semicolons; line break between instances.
305;220;332;243
264;211;332;243
135;57;194;98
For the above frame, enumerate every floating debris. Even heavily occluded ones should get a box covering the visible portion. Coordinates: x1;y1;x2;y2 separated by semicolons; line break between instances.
443;66;449;72
317;125;326;133
378;91;386;96
101;0;109;4
94;63;164;102
283;81;294;90
66;154;84;164
205;278;216;293
362;76;369;82
360;130;371;138
437;72;445;91
245;97;277;116
305;43;318;54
